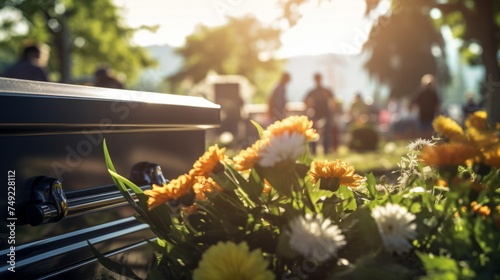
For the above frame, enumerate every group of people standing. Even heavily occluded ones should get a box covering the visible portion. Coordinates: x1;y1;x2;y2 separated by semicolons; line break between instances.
268;72;343;155
1;42;123;89
268;71;460;155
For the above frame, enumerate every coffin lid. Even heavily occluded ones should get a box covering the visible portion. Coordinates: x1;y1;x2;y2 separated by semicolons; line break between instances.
0;78;220;133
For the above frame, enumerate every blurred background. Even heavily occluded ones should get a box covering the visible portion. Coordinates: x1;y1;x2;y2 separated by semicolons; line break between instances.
0;0;498;170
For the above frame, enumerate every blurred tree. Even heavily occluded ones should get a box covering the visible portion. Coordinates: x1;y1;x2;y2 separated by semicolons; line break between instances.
168;16;283;102
433;0;500;124
0;0;156;85
278;0;500;106
363;0;450;99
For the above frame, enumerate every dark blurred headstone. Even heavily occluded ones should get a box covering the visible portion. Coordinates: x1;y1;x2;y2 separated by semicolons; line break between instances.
214;83;244;138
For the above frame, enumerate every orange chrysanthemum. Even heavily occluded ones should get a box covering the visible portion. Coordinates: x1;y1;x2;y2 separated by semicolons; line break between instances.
192;176;222;200
437;179;448;188
465;110;489;131
144;174;193;210
264;115;319;141
471;201;491;216
420;143;480;166
263;179;272;194
309;160;364;188
190;145;226;177
432;116;467;142
232;139;269;171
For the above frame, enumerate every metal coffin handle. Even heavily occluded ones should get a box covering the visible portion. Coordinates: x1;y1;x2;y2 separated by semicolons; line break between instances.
24;176;68;226
22;162;166;226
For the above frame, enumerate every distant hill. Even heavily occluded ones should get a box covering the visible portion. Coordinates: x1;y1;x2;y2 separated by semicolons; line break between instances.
146;44;183;76
134;44;183;92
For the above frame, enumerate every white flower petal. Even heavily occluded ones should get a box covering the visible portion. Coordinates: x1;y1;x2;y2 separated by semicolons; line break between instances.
259;132;306;167
371;203;417;254
287;214;346;262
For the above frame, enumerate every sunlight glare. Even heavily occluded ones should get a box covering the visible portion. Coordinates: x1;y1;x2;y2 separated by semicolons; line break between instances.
278;0;369;57
115;0;370;57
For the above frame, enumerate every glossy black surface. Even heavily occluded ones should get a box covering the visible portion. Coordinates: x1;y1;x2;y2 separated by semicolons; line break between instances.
0;78;220;279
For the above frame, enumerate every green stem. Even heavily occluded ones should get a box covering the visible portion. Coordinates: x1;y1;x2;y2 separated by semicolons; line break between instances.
420;197;453;249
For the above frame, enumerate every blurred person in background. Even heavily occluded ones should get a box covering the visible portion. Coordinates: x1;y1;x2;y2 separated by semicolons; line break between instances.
349;92;368;122
410;74;440;138
268;72;290;122
462;91;482;121
93;65;124;89
304;72;335;155
2;42;50;82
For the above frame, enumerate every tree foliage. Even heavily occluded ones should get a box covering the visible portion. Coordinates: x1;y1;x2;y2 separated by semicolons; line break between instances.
0;0;156;85
168;16;283;102
363;0;450;99
278;0;500;102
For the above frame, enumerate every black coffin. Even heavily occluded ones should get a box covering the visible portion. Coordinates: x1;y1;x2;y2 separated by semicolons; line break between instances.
0;78;220;279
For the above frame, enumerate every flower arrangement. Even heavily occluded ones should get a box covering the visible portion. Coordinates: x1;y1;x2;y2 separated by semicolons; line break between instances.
97;113;500;280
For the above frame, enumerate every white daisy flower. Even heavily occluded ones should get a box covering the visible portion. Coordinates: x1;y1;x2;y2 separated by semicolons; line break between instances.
259;132;306;167
371;203;417;255
287;214;346;262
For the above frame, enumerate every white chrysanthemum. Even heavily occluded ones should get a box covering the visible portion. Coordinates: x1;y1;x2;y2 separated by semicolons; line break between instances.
406;138;435;152
259;132;306;167
287;214;346;262
371;203;417;254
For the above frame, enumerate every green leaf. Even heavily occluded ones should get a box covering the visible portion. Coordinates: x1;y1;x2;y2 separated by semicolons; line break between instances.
337;185;357;212
224;163;261;205
417;252;461;279
365;172;378;199
340;206;383;259
108;169;144;195
257;165;294;197
251;120;265;138
473;216;496;255
329;253;414;280
87;240;142;280
308;185;334;204
247;168;265;200
103;139;117;173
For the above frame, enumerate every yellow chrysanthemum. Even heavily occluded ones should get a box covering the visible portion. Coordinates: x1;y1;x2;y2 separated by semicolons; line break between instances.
192;176;222;200
144;174;193;210
420;143;480;166
309;160;364;189
193;241;274;280
467;127;499;150
264;115;319;141
432;116;467;142
465;110;489;131
482;146;500;168
190;145;226;177
233;139;269;171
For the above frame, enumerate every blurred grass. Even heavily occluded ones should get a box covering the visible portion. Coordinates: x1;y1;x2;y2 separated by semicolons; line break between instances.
223;139;410;175
313;140;409;174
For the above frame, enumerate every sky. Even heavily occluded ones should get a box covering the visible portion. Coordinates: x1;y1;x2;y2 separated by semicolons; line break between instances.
113;0;379;58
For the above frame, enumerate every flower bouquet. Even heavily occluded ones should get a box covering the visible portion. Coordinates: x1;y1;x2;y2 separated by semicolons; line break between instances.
96;113;500;280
